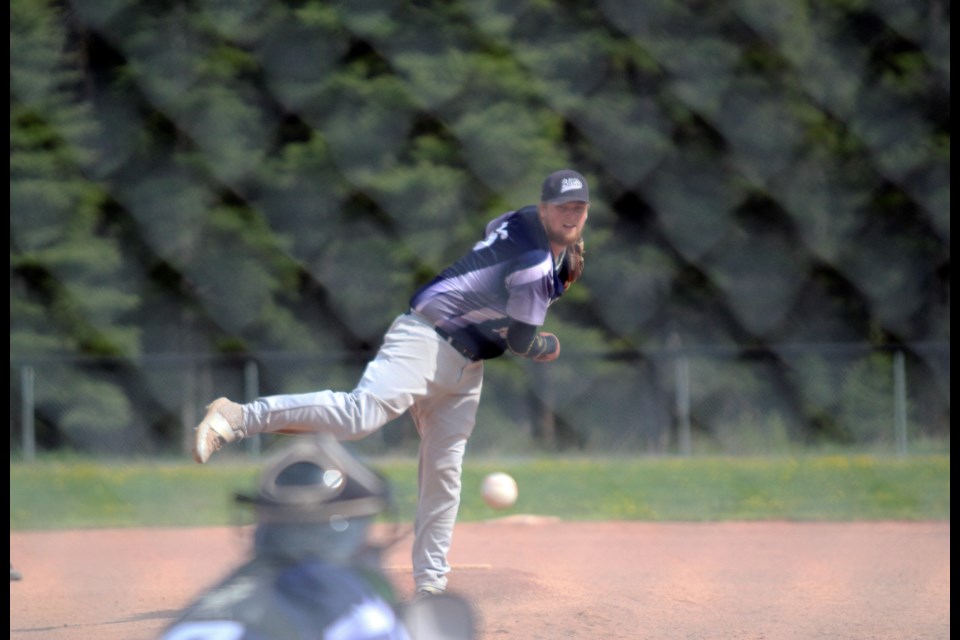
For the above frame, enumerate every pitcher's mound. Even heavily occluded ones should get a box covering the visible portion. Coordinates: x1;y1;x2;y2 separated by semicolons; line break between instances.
484;514;561;525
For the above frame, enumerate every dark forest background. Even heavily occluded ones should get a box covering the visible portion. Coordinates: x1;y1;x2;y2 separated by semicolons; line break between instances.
10;0;950;455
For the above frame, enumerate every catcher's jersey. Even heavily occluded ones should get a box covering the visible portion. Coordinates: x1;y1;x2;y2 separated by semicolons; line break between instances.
410;205;567;360
160;557;409;640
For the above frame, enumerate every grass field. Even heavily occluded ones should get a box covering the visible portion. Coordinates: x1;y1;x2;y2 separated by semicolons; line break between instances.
9;454;949;530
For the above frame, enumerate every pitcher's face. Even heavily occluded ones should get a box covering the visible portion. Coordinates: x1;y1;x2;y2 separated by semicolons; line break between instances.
539;201;589;250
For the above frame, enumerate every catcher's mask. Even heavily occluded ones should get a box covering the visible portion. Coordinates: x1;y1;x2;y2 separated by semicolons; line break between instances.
235;435;389;526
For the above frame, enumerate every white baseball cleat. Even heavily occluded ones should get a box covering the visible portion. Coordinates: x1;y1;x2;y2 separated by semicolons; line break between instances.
192;397;244;464
413;585;445;602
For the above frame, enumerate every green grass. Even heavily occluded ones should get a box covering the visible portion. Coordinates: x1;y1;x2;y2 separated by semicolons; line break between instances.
9;454;949;530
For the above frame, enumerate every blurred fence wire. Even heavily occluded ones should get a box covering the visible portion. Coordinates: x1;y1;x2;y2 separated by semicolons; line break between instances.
10;340;949;460
10;0;950;462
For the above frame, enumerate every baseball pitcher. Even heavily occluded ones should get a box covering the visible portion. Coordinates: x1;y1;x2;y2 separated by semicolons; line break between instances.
192;169;590;598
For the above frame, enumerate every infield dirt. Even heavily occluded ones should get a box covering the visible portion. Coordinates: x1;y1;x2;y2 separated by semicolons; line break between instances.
10;520;949;639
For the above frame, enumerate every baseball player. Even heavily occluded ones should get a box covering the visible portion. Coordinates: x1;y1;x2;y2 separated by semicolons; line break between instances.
161;436;410;640
192;169;590;598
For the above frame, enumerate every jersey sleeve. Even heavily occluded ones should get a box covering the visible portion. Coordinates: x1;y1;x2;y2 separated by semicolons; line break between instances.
504;252;554;325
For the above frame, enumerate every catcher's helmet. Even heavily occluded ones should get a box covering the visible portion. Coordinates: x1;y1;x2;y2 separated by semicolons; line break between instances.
236;434;389;526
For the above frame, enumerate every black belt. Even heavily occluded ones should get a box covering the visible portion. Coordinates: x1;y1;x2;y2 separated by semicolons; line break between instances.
434;325;481;362
406;310;480;361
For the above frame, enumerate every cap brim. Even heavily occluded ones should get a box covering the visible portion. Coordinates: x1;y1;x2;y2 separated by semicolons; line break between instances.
236;491;387;521
545;195;589;204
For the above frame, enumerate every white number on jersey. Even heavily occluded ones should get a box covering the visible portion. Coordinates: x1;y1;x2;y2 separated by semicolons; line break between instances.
473;221;509;251
161;620;245;640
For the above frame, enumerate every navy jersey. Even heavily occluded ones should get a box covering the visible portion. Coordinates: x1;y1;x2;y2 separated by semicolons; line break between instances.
160;557;408;640
409;206;567;360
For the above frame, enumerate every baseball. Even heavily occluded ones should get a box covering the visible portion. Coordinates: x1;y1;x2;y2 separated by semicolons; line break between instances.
481;472;518;510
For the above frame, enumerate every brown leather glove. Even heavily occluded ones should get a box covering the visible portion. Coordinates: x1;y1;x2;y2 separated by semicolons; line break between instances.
562;238;584;290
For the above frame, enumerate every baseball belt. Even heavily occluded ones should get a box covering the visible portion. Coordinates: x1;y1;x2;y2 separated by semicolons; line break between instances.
406;310;481;362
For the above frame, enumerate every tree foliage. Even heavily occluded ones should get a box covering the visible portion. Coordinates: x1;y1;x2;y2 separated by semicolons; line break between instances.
10;0;950;451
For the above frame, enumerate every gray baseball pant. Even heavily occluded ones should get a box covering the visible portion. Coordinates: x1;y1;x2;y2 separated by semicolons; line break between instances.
241;311;484;591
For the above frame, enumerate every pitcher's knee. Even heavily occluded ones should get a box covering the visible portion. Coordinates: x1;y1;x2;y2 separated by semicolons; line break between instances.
340;390;402;439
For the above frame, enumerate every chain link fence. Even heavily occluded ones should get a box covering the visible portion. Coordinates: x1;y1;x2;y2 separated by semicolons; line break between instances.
10;1;950;464
10;341;949;460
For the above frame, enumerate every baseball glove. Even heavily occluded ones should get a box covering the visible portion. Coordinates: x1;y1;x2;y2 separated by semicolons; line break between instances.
562;238;585;290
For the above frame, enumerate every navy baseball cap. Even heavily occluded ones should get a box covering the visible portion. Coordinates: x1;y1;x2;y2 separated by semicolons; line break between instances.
541;169;590;204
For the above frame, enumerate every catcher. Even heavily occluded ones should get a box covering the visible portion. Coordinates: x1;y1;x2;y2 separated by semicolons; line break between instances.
161;436;408;639
192;169;590;599
163;436;474;640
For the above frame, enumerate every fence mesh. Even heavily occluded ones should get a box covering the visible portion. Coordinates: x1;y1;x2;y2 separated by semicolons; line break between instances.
9;0;950;459
10;342;950;458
